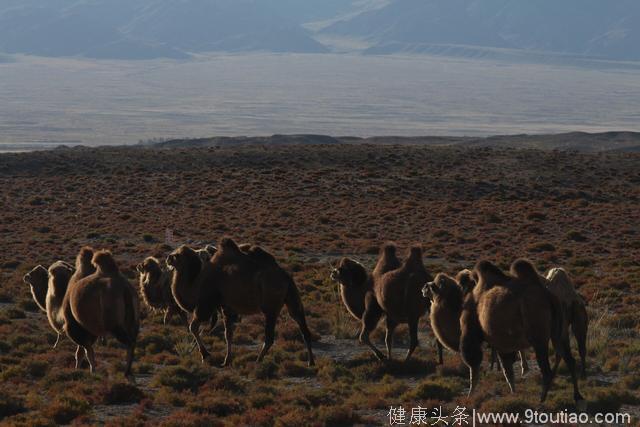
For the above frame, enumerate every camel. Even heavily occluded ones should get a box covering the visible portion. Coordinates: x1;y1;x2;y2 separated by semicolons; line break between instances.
460;259;583;403
63;250;140;379
330;246;442;362
541;268;588;377
167;238;314;367
24;261;75;348
137;256;185;324
423;270;528;374
360;244;431;361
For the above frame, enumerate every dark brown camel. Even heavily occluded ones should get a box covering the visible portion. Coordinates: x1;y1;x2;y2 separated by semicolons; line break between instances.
137;256;185;324
64;250;140;379
361;244;431;361
167;238;314;367
423;270;528;374
460;259;583;403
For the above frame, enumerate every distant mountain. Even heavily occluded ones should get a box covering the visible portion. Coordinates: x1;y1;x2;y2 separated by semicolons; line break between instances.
323;0;640;61
0;0;328;59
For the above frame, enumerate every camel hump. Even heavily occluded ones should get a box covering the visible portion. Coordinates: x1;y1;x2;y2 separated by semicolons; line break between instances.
475;260;503;277
246;246;278;266
77;246;94;263
219;237;242;254
403;245;424;269
381;242;397;256
455;269;476;294
510;259;540;284
92;250;120;274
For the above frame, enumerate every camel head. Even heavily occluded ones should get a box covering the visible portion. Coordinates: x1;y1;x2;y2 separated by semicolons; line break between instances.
24;265;48;287
137;256;162;281
92;250;120;275
423;273;463;306
330;258;367;288
166;245;201;273
196;248;212;263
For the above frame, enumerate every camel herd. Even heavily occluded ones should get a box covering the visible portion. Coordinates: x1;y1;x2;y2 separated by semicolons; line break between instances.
23;239;589;403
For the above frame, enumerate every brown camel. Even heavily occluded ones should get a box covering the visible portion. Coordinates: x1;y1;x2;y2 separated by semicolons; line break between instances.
423;270;528;374
137;256;185;325
330;247;442;362
64;250;140;379
167;238;314;367
196;245;217;263
460;259;583;403
360;244;431;361
24;261;75;348
542;268;588;378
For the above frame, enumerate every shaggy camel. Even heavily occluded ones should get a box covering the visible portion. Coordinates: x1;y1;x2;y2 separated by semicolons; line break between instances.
460;259;583;403
24;261;75;348
167;238;314;367
330;246;442;362
423;270;528;374
542;268;588;377
362;244;431;361
64;250;140;378
137;256;185;324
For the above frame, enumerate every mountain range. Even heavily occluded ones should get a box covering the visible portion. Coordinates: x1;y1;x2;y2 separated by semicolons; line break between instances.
1;0;639;61
324;0;640;61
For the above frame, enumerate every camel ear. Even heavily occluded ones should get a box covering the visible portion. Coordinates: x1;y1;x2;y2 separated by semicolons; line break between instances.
136;263;144;273
23;273;31;284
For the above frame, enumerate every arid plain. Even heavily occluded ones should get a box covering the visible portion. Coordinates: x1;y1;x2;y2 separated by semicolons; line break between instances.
0;141;639;425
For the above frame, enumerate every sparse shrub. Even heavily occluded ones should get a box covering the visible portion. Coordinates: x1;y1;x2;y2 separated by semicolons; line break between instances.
153;365;209;392
566;230;588;242
279;361;315;377
102;382;144;405
528;242;555;253
401;378;458;402
3;308;25;319
254;361;279;380
527;212;547;221
317;405;360;426
0;391;26;419
42;395;90;425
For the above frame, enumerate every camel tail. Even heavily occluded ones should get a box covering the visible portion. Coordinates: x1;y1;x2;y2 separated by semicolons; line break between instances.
284;274;305;314
123;284;140;341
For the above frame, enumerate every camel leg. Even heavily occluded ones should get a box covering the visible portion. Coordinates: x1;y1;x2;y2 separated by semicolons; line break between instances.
532;342;554;403
385;318;397;360
84;345;97;374
572;305;588;379
285;297;316;367
498;352;518;393
257;313;277;363
490;347;499;370
460;309;483;396
221;315;236;368
519;350;529;376
75;345;83;369
405;317;419;362
436;340;444;365
113;326;137;380
556;333;584;402
163;309;171;325
189;317;210;362
359;294;385;361
53;333;61;349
